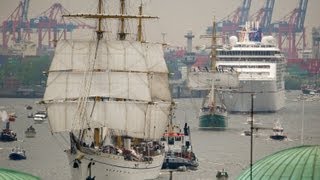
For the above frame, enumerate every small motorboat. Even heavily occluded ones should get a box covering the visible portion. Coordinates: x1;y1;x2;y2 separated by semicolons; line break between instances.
33;117;45;124
243;130;251;136
216;169;229;179
270;120;287;140
9;147;26;160
34;111;47;119
25;105;33;110
25;125;36;138
27;113;33;118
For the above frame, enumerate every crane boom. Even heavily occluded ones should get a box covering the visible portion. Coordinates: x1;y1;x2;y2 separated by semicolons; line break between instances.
239;0;252;26
296;0;308;32
260;0;275;32
21;0;30;22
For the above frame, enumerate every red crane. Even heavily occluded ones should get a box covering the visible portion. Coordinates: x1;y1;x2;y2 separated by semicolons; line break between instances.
206;0;252;43
1;0;31;49
270;0;308;58
30;3;95;51
1;1;95;54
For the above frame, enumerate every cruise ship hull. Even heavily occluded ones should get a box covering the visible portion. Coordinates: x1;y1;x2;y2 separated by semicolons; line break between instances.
67;150;164;180
222;80;285;112
199;112;227;128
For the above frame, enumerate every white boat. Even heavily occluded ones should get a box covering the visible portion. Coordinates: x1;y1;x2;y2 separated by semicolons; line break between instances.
216;22;286;112
33;111;47;118
33;116;45;124
41;1;173;179
270;120;287;140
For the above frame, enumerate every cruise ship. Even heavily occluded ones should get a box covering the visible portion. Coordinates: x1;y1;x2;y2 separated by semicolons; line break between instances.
216;23;286;112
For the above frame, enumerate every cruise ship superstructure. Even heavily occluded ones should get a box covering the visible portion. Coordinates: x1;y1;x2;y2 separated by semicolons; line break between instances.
216;22;286;112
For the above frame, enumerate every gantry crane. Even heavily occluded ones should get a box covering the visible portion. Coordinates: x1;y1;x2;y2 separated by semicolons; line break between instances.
250;0;275;33
270;0;308;58
1;0;31;49
206;0;252;43
1;1;95;54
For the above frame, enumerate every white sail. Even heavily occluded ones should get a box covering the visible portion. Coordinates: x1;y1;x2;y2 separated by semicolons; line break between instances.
49;40;168;73
46;101;171;139
188;71;240;90
44;40;171;102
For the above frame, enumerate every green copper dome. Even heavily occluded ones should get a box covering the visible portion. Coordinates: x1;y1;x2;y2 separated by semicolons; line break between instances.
237;145;320;180
0;168;40;180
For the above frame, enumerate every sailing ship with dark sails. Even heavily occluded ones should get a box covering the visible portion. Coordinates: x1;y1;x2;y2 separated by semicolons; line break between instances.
41;0;173;179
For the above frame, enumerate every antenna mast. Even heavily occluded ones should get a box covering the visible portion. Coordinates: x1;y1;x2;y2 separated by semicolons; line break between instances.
62;0;158;41
118;0;126;40
97;0;104;40
137;3;143;42
211;17;217;72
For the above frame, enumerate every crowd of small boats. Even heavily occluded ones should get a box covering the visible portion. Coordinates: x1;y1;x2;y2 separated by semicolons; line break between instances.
0;105;46;162
243;117;288;141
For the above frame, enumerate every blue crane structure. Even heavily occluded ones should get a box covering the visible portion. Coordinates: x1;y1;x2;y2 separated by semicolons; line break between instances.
270;0;308;58
205;0;252;43
250;0;275;33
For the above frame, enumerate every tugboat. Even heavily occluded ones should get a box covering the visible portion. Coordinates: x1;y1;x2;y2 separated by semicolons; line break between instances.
1;111;17;142
161;123;198;170
270;120;287;140
25;125;36;138
9;147;26;160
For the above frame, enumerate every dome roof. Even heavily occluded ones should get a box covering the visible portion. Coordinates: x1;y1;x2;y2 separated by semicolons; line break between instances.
0;168;40;180
237;145;320;180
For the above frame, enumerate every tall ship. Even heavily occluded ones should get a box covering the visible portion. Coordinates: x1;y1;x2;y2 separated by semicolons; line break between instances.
41;0;173;179
188;19;239;129
216;22;286;112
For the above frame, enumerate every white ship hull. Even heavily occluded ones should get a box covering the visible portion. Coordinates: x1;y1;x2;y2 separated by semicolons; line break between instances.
67;150;164;180
222;80;285;112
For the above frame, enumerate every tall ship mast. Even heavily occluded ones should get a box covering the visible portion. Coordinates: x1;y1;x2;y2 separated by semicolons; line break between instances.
187;18;240;129
41;0;174;179
217;22;286;112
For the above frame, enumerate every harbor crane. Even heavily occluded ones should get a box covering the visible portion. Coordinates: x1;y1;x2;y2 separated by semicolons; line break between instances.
250;0;275;33
270;0;308;58
206;0;252;43
1;0;31;49
1;1;95;54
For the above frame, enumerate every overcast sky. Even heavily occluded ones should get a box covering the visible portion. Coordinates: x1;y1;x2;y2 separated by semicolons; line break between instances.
0;0;319;47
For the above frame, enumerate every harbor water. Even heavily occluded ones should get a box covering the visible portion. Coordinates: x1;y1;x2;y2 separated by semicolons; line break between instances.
0;91;320;180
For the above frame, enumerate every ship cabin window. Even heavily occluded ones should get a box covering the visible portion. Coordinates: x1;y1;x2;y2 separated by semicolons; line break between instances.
168;137;174;145
218;51;276;56
219;65;270;69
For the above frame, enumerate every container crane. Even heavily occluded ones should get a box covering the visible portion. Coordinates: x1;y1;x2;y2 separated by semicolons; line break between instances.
21;0;30;22
30;3;95;51
270;0;308;58
250;0;275;33
1;1;95;55
1;0;31;50
206;0;252;43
